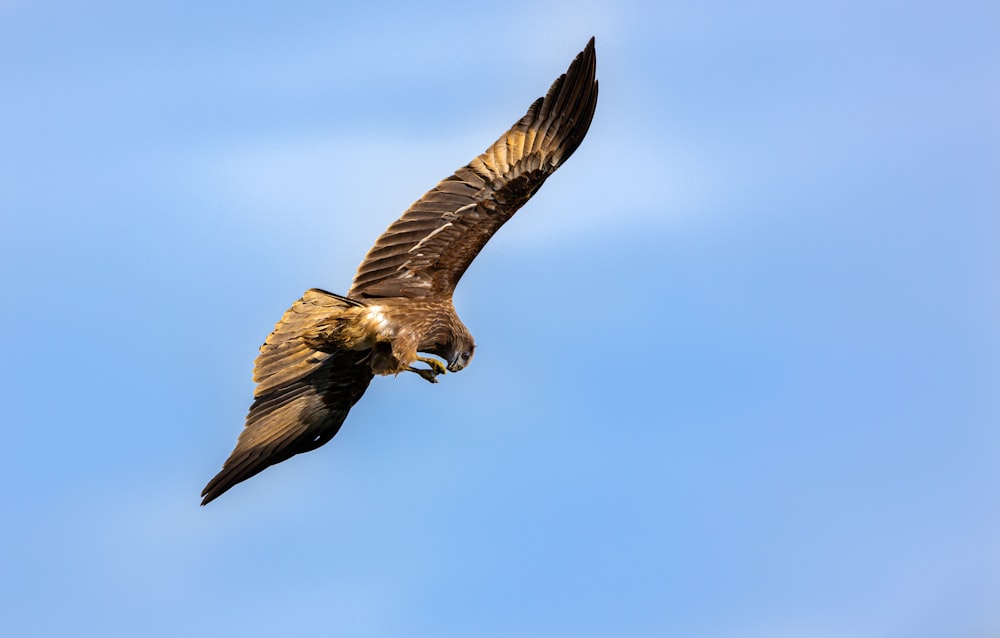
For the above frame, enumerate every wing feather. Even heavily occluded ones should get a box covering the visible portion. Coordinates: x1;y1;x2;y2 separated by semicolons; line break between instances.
349;38;598;299
201;289;374;505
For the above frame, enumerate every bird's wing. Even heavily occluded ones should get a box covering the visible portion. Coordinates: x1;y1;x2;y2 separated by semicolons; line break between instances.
201;289;374;505
348;37;598;299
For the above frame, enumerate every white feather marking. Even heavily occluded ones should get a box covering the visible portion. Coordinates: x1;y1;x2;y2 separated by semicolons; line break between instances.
364;305;391;335
408;222;453;254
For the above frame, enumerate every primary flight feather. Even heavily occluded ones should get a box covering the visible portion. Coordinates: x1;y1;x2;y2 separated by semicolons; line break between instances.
202;38;598;505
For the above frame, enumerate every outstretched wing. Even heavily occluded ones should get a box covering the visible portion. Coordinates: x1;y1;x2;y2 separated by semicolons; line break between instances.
349;37;598;299
201;290;374;505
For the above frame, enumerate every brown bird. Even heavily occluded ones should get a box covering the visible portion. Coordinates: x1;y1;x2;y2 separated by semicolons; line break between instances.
202;38;598;505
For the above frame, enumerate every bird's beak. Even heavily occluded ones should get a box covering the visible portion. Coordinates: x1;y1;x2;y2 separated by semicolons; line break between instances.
447;355;465;373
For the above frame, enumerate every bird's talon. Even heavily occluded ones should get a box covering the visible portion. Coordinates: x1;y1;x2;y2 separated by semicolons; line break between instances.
408;366;440;383
416;356;447;376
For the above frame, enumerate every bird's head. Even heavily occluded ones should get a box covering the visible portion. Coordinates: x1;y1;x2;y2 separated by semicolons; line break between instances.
447;342;475;373
442;323;476;373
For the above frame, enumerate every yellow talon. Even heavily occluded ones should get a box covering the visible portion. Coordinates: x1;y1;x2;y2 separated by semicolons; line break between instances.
416;356;447;376
406;356;447;383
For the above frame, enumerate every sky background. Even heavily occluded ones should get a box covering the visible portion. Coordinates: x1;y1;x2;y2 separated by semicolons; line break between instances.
2;1;998;636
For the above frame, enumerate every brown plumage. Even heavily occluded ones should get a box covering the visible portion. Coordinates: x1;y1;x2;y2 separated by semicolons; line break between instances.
201;38;598;505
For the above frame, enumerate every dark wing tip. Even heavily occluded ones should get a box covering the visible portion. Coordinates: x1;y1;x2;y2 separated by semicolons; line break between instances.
524;36;598;170
201;452;266;505
553;36;599;164
201;473;229;506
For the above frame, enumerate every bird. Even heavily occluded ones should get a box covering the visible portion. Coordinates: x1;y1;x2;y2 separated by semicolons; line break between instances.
201;37;598;505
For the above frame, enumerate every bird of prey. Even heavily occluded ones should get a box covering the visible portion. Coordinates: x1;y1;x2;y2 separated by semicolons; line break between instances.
201;38;598;505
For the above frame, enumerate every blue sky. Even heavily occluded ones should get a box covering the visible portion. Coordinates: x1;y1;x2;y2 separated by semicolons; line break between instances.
2;1;997;636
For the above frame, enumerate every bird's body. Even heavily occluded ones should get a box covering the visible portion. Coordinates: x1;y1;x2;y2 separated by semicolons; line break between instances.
202;38;598;505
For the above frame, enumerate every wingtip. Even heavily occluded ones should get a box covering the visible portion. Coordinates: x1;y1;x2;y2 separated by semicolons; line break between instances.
200;481;221;506
200;462;248;506
200;465;239;506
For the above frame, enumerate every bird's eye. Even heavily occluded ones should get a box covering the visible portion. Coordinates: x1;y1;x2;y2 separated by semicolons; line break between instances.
462;352;471;360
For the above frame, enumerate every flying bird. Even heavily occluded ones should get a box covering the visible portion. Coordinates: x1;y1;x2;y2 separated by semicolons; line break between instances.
202;38;598;505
